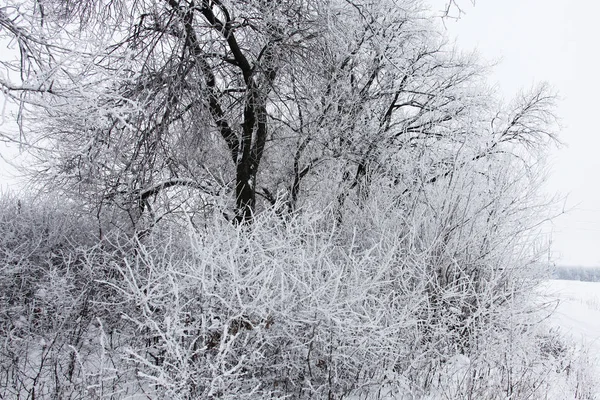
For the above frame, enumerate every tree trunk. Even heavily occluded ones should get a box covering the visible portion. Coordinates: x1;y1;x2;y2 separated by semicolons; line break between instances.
235;163;256;224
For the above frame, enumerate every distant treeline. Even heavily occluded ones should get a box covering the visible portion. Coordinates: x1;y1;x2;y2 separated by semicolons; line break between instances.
553;266;600;282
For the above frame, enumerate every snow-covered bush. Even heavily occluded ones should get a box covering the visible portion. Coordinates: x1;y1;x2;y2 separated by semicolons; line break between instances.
0;181;597;399
70;162;585;399
0;193;98;397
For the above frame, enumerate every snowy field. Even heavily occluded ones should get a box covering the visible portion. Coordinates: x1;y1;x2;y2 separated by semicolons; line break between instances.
540;279;600;398
541;279;600;351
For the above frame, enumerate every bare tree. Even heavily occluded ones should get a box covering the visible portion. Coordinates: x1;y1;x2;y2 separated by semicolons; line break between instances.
0;0;555;230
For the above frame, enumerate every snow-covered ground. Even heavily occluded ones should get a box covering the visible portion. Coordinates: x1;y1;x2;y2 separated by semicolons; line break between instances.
541;279;600;351
540;279;600;398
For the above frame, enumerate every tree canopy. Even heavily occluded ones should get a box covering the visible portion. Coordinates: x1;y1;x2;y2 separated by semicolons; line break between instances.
1;0;555;229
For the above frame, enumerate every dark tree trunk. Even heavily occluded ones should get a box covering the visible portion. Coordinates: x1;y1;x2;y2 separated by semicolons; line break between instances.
169;1;277;223
235;164;256;224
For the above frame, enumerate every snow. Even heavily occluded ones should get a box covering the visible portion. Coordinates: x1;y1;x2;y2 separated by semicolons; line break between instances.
540;279;600;349
539;279;600;399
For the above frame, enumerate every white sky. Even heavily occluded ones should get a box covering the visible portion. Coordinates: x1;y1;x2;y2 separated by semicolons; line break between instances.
426;0;600;266
1;1;599;266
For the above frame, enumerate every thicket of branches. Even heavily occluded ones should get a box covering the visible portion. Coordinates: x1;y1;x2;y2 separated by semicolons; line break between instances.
1;0;596;399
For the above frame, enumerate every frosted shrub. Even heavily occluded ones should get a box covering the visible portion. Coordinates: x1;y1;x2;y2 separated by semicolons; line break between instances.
0;194;98;398
87;171;585;399
98;210;418;398
0;187;597;399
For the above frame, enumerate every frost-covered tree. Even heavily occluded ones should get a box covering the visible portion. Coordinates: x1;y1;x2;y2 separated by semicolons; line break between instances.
2;2;584;399
1;0;554;229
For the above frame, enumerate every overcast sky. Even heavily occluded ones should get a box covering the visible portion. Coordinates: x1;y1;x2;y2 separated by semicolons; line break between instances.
426;0;600;266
